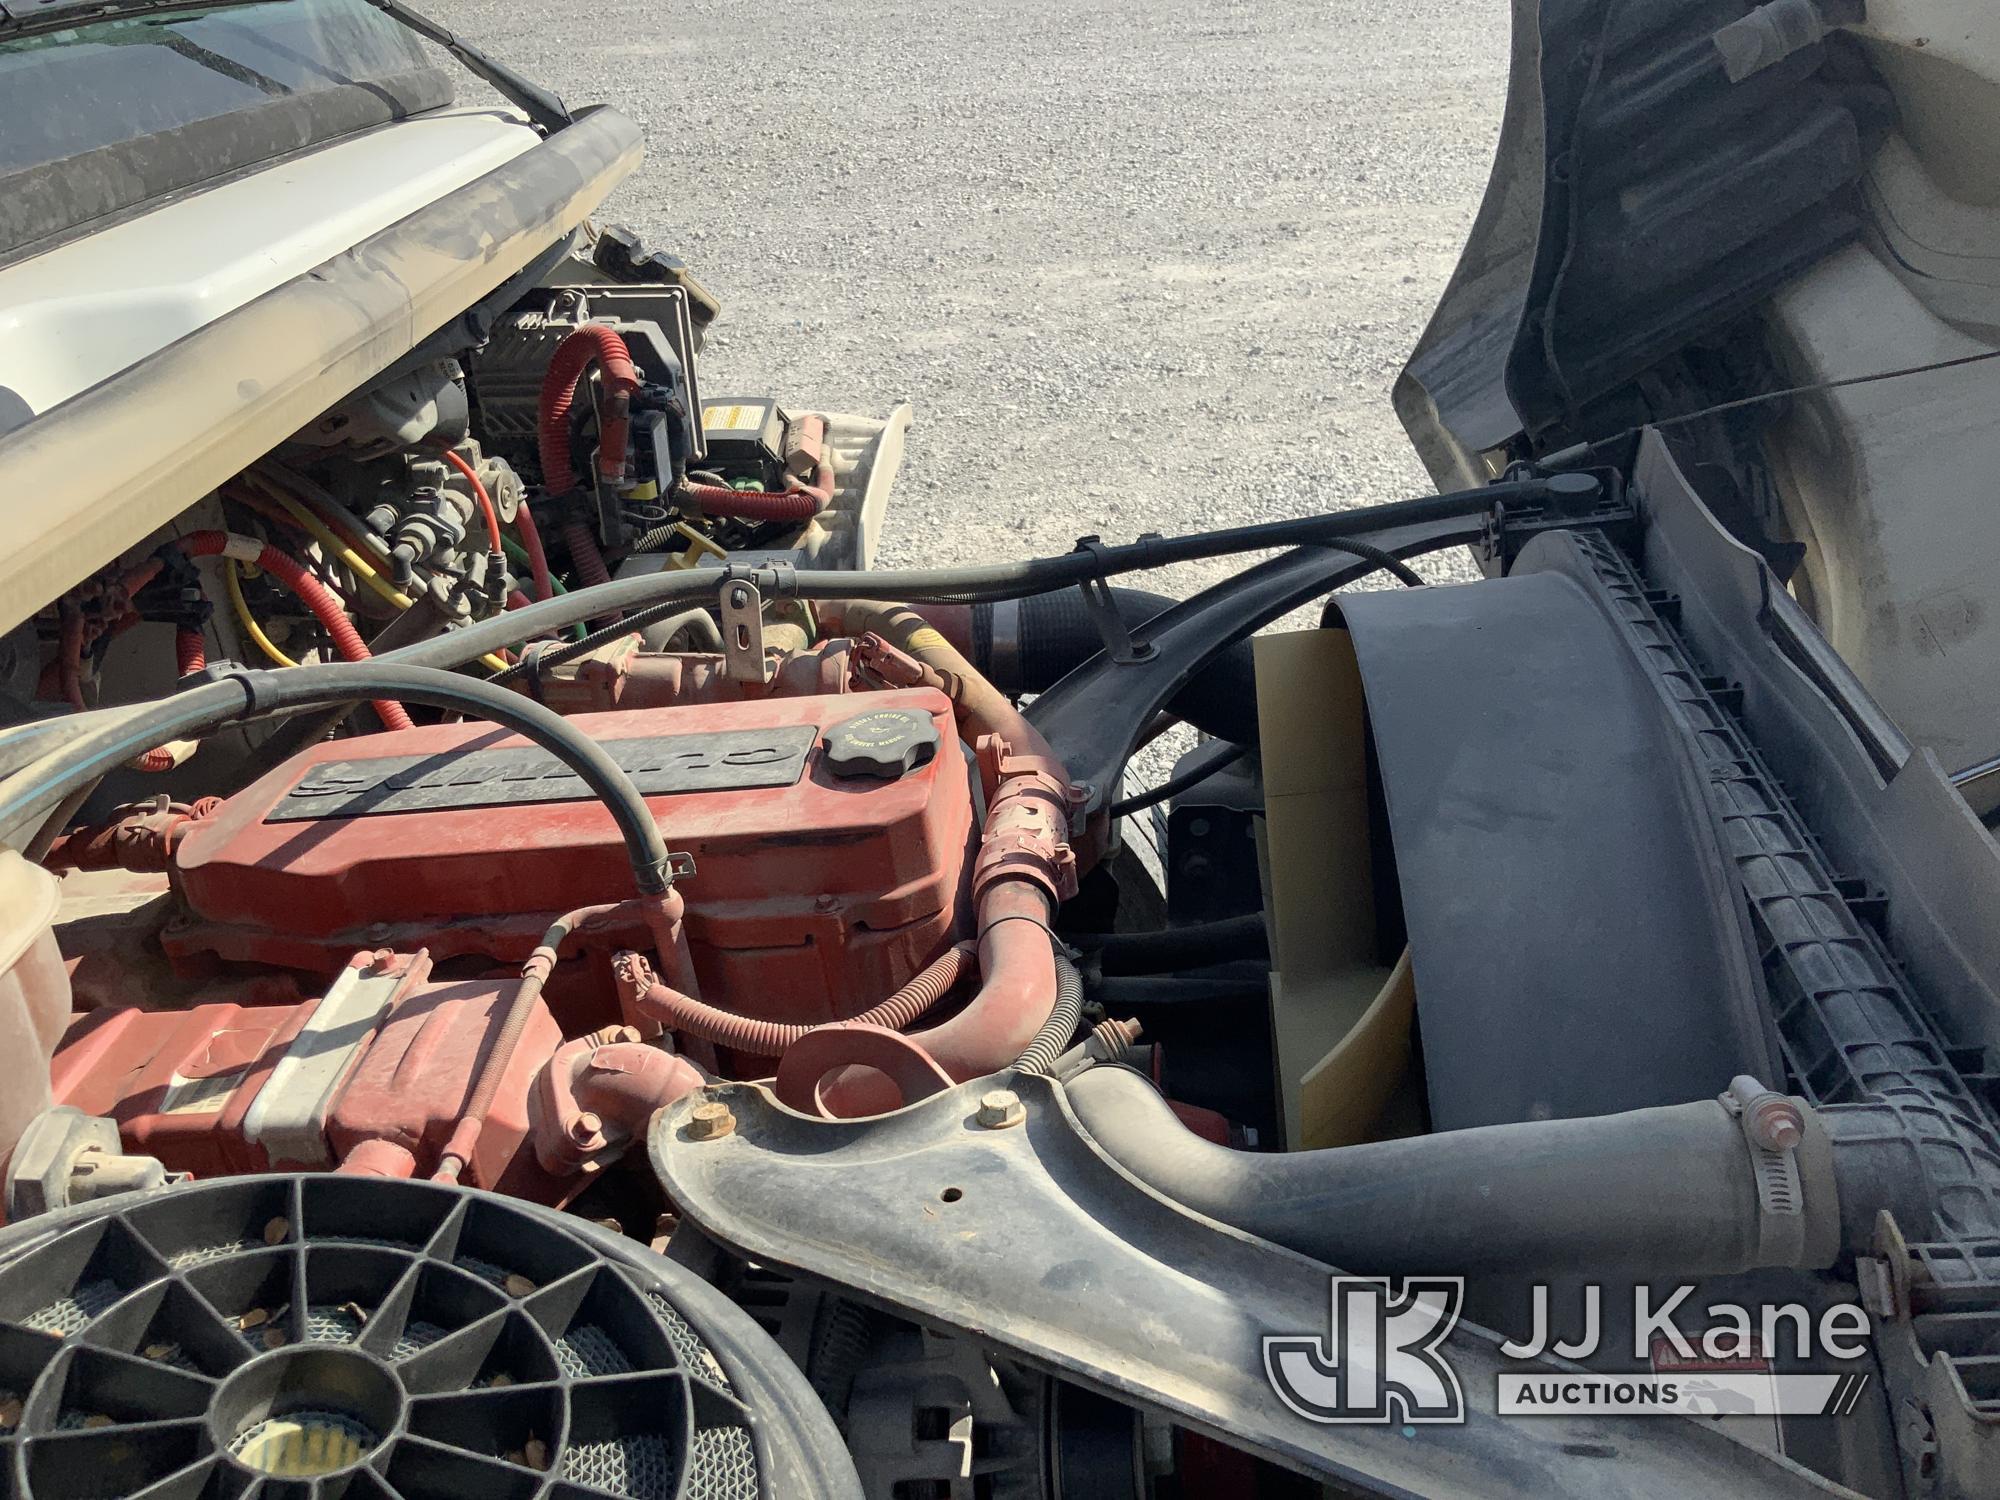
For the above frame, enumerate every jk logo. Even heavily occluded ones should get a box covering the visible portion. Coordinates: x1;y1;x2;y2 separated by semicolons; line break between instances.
1265;1277;1467;1424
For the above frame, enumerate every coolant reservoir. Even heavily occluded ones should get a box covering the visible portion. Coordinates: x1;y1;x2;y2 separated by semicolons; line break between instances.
0;849;68;1178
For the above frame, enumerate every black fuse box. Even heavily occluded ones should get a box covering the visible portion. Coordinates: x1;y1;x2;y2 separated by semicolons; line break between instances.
699;395;790;489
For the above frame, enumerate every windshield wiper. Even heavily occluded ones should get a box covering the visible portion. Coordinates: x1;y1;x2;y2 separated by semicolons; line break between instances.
358;0;570;133
0;0;249;36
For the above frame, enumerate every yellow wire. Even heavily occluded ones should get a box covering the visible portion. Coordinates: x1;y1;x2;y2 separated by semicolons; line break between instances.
249;475;412;611
225;559;299;668
247;472;514;674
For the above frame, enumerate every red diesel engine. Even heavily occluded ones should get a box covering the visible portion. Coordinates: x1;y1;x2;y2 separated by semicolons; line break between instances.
162;687;977;1031
27;606;1082;1197
31;683;992;1196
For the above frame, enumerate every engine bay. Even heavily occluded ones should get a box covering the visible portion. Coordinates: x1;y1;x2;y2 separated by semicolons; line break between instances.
8;15;2000;1496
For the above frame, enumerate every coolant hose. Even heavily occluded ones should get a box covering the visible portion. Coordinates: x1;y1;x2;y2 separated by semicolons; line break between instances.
819;883;1062;1116
798;638;1079;1114
1074;913;1270;975
1062;1066;1842;1277
1013;951;1083;1075
833;601;1068;772
630;943;974;1055
538;324;639;494
621;601;1077;1111
912;590;1262;747
177;532;414;731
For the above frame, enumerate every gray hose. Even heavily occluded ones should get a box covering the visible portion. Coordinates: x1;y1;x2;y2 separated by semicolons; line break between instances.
1014;952;1084;1076
397;480;1544;676
1063;1065;1841;1277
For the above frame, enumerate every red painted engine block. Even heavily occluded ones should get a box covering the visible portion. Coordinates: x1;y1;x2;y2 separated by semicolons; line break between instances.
165;689;977;1028
49;952;563;1195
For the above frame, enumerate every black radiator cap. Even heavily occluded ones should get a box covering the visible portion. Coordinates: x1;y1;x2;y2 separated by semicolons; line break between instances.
823;709;940;781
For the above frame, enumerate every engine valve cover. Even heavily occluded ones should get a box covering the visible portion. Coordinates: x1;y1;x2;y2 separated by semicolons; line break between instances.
167;691;975;1028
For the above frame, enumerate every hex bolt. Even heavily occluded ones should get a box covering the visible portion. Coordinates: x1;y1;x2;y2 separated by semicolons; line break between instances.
1748;1096;1805;1152
686;1101;737;1141
976;1089;1026;1130
569;1111;603;1146
1727;1075;1805;1152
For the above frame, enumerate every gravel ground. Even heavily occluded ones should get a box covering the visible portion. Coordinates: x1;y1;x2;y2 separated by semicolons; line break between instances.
428;0;1512;785
429;0;1510;586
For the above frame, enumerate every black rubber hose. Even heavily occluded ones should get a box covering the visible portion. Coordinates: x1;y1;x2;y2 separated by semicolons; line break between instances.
1109;741;1250;819
499;533;1440;693
0;663;677;893
987;544;1418;745
1063;1065;1841;1277
642;609;723;652
1014;952;1084;1076
1324;537;1427;587
981;586;1261;747
1317;539;1426;627
1070;914;1270;975
1;483;1549;838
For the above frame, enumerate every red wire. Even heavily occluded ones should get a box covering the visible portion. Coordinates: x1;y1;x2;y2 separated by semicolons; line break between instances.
513;500;554;601
178;532;414;732
439;448;505;553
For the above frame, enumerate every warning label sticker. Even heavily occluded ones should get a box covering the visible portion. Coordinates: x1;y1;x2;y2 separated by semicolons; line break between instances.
703;403;764;433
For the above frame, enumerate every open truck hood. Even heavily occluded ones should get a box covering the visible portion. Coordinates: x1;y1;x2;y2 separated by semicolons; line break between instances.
1394;0;1881;487
0;106;641;638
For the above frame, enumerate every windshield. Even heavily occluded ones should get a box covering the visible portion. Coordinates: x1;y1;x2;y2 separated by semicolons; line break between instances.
0;0;453;258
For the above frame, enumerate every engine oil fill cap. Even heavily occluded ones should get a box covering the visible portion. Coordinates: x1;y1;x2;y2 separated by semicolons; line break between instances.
823;708;941;780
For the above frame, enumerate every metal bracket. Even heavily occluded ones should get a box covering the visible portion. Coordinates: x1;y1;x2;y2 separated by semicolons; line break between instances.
718;577;774;685
584;441;627;549
1072;537;1153;664
650;1073;1836;1498
5;1108;176;1220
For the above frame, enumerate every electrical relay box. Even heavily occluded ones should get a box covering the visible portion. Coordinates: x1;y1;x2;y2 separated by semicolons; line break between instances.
700;395;791;489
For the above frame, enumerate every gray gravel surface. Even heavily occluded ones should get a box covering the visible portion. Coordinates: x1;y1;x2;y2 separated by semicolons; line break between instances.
428;0;1511;788
428;0;1509;587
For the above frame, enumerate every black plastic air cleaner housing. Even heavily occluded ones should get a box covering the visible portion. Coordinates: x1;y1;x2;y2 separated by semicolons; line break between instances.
0;1176;859;1500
